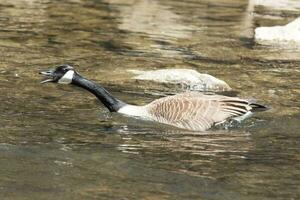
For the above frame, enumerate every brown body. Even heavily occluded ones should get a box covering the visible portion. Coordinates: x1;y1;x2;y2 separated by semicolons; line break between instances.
140;92;259;131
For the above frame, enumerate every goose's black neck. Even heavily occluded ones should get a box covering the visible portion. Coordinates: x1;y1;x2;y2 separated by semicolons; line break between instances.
72;73;126;112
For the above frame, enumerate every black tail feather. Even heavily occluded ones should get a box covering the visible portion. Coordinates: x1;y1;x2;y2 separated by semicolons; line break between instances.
249;102;269;112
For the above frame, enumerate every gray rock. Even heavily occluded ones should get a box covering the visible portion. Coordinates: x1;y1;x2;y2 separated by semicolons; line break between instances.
128;69;231;92
255;17;300;44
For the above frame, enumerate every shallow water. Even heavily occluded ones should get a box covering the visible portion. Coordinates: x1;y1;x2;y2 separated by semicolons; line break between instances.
0;0;299;199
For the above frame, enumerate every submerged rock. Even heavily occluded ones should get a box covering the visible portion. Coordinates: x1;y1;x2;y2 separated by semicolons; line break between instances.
255;17;300;44
128;69;231;92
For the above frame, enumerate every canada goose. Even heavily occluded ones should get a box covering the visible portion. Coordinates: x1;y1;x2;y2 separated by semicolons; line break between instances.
40;64;268;131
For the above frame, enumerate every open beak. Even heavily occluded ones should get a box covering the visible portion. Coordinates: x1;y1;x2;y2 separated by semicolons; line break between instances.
39;69;55;84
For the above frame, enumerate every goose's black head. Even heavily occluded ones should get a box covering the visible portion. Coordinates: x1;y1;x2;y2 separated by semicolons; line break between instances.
40;64;75;84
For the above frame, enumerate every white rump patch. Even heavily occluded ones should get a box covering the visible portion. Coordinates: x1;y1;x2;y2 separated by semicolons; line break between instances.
233;111;253;123
58;70;74;84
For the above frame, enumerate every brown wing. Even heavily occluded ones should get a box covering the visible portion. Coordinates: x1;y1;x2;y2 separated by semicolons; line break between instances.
145;92;252;131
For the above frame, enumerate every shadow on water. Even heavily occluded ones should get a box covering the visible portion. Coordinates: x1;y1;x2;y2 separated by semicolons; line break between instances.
0;0;299;199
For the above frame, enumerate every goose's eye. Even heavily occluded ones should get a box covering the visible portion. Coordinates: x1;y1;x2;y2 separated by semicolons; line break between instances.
62;68;69;74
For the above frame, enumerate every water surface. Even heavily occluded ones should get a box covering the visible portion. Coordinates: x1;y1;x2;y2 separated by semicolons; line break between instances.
0;0;299;199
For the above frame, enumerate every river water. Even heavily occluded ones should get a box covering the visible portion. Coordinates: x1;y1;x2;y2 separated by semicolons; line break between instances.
0;0;299;199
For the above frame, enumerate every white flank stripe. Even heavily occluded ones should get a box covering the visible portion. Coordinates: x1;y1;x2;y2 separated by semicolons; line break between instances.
118;105;150;119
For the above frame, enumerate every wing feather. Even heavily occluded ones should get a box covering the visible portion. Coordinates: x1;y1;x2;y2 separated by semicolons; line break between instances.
145;92;253;131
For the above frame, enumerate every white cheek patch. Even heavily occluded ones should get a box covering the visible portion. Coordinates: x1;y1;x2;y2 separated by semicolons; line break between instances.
58;70;74;84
